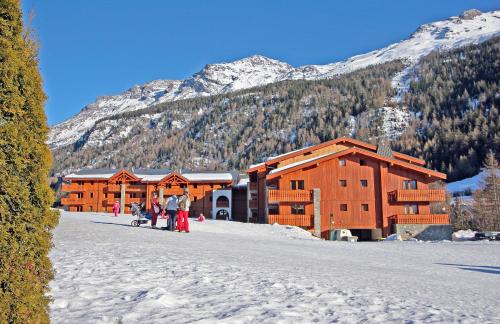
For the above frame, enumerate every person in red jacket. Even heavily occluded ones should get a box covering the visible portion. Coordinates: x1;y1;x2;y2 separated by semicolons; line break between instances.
150;192;161;229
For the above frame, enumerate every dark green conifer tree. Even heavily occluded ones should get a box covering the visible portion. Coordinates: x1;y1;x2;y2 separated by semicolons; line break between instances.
0;1;59;322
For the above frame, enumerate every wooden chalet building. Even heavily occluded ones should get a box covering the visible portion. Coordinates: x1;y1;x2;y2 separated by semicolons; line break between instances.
246;137;449;240
61;169;236;218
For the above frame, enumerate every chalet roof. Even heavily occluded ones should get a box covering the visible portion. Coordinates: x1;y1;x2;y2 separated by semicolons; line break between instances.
181;171;234;182
269;153;335;175
134;169;172;181
267;147;446;180
65;168;118;179
246;137;425;173
64;168;235;182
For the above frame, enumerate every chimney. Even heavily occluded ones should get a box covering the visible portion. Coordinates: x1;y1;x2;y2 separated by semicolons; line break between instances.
377;138;393;158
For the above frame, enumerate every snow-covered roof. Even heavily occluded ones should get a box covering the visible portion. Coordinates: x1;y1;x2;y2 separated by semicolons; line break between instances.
269;153;336;175
65;173;116;179
65;168;236;183
134;168;172;181
234;176;250;188
64;168;118;179
181;172;234;182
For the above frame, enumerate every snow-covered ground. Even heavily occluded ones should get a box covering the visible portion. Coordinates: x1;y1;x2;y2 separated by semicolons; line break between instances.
49;211;500;323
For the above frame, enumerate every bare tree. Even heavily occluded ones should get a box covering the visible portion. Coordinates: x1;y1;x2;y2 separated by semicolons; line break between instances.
472;151;500;231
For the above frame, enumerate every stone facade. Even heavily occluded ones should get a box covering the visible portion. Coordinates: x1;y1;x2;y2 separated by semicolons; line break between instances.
393;224;453;241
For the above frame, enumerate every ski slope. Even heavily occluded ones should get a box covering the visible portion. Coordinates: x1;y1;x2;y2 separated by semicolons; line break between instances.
49;211;500;323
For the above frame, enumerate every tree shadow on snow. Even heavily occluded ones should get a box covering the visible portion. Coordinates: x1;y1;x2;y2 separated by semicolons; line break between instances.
91;221;136;228
436;263;500;275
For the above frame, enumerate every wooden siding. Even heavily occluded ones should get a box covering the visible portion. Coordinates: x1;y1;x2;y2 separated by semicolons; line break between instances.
268;190;312;202
268;214;314;227
390;214;449;224
389;189;446;202
276;143;349;168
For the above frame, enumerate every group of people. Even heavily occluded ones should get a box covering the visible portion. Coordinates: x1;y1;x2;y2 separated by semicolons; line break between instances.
111;188;196;232
150;188;191;232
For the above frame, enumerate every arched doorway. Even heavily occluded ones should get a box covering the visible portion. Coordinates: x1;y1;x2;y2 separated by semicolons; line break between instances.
216;209;230;220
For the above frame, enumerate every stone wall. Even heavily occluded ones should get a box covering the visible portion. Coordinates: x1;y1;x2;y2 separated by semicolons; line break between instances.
393;224;453;241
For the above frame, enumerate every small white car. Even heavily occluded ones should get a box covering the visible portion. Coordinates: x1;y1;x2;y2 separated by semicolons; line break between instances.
331;229;358;242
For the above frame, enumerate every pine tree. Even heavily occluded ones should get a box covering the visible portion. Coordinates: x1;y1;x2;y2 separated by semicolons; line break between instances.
0;1;59;322
472;151;500;231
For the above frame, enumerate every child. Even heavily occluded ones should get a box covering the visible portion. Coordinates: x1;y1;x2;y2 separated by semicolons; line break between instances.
112;200;120;217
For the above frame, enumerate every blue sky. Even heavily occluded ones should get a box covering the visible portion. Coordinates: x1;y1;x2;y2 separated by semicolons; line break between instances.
22;0;499;125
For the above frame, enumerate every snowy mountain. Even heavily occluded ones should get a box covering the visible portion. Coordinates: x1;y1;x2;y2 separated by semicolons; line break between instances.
48;9;500;149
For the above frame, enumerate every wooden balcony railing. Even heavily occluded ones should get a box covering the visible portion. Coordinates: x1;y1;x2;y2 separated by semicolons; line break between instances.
268;190;312;203
249;199;258;209
61;183;85;192
390;214;449;224
127;184;146;192
105;184;119;192
61;197;84;205
389;189;446;202
268;214;314;227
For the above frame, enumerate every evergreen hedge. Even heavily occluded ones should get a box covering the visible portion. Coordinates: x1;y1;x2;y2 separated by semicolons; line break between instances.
0;1;59;322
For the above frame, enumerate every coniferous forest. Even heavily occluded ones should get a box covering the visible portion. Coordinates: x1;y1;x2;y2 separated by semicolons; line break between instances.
51;37;499;183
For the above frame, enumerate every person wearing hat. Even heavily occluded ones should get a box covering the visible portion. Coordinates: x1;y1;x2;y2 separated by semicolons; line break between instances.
165;194;178;231
177;188;191;233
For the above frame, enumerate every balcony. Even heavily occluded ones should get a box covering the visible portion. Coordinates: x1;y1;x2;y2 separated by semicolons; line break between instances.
106;184;121;192
61;183;85;192
61;197;84;205
127;184;146;192
268;214;314;227
268;190;312;203
390;214;449;225
389;189;446;202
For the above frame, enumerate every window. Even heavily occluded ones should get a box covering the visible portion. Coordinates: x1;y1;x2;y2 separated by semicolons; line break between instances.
360;159;367;166
403;180;417;190
361;204;369;212
360;180;368;187
77;192;83;199
291;180;305;190
291;204;305;215
166;184;172;189
340;204;348;211
88;206;93;212
194;196;198;202
193;184;198;189
210;184;214;189
339;159;346;166
268;204;279;215
90;192;94;198
339;180;347;187
104;193;108;198
404;204;418;214
141;192;146;198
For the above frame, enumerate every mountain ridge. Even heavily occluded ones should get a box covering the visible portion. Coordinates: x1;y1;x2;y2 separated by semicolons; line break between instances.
49;9;500;150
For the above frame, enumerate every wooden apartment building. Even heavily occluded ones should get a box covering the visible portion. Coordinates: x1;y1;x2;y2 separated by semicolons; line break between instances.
246;137;448;239
61;169;235;218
